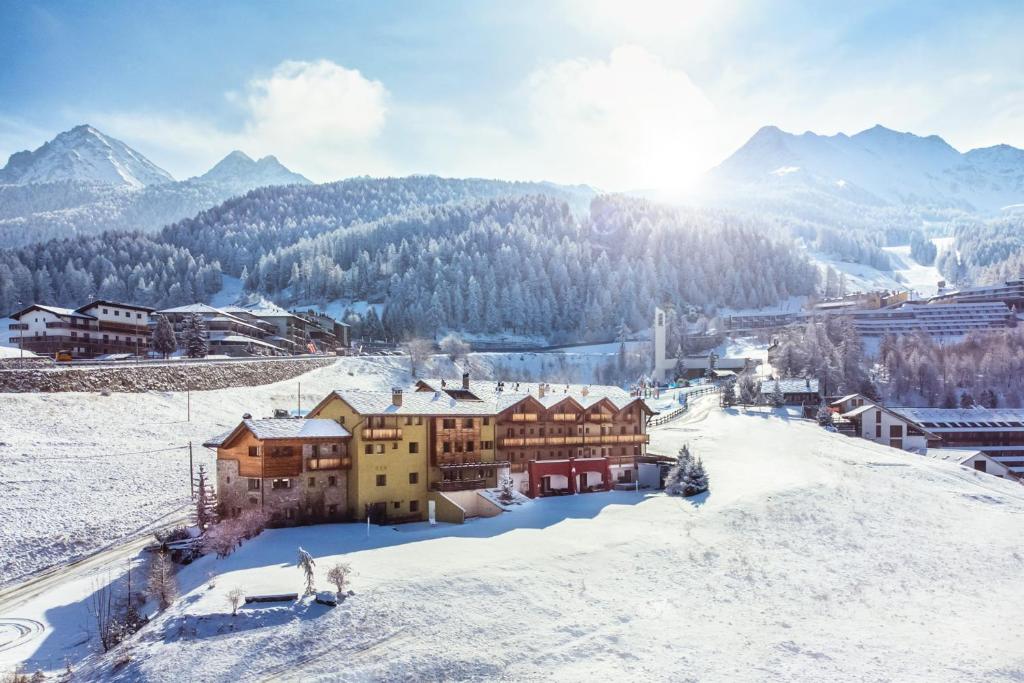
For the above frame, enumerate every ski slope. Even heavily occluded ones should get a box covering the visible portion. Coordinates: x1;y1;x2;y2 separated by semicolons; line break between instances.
51;399;1024;682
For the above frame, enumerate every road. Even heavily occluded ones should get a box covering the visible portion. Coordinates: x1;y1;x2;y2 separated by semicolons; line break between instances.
0;507;190;661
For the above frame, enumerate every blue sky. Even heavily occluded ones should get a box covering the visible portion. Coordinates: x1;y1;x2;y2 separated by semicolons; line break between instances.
1;1;1022;189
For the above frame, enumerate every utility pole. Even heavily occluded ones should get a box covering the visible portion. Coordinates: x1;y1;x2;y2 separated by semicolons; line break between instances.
189;441;195;499
186;376;191;423
297;381;301;417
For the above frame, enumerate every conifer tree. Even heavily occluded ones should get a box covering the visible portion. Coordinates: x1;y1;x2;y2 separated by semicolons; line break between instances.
152;314;178;358
182;313;208;358
297;547;317;596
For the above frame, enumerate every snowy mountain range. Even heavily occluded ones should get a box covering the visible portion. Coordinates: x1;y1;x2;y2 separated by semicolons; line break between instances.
706;124;1024;213
0;125;311;246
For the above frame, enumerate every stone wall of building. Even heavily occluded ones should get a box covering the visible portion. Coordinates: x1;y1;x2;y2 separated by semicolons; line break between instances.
0;356;337;393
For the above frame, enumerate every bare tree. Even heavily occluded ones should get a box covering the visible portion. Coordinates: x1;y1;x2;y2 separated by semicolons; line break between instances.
439;332;471;364
227;588;245;616
146;549;177;611
400;338;433;377
89;577;122;653
202;519;243;558
326;562;352;595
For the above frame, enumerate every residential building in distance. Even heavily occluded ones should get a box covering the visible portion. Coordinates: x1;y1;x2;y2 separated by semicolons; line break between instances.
205;418;352;523
759;378;820;406
7;299;154;358
830;394;1023;478
157;303;290;356
291;308;351;350
928;278;1024;308
842;301;1014;337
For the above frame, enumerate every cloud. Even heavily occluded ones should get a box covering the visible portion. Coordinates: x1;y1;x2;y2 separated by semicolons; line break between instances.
92;59;391;181
520;46;724;189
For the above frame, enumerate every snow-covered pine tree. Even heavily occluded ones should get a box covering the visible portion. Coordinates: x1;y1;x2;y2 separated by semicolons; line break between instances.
665;445;692;496
182;313;208;358
738;374;760;405
685;457;709;496
770;381;785;407
152;314;177;358
297;547;317;596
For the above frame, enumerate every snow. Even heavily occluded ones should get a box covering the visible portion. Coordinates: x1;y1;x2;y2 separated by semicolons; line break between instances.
0;344;36;358
208;276;245;309
881;243;946;298
30;398;1024;680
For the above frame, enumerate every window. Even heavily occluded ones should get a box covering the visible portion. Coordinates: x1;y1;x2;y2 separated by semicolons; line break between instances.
269;446;294;458
137;313;142;319
392;442;398;449
272;478;292;490
248;446;259;457
393;501;401;510
308;477;316;487
875;411;882;424
376;474;386;486
443;442;452;453
375;444;385;454
415;416;423;425
463;418;474;428
481;440;494;450
875;424;882;438
364;444;373;454
248;478;260;491
409;442;419;454
974;460;987;473
103;308;108;314
328;504;338;516
443;418;456;429
467;441;475;452
328;475;337;487
455;441;464;453
226;476;231;484
405;416;412;425
483;417;490;426
409;472;419;484
410;500;420;513
114;310;120;317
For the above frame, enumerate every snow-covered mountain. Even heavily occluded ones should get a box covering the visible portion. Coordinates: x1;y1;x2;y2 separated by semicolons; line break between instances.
0;126;311;246
706;124;1024;213
199;150;311;187
0;124;174;188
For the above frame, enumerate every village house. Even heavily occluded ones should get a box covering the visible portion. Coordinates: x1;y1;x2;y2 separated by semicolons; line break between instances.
830;394;938;452
205;418;352;523
760;378;820;406
7;299;154;358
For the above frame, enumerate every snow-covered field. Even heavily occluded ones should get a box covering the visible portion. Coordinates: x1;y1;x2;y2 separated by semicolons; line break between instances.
809;239;947;298
8;397;1017;680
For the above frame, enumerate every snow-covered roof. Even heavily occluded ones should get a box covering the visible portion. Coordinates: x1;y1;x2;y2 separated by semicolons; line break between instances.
243;418;350;440
889;407;1024;431
327;389;510;416
202;429;233;449
209;334;285;351
831;393;863;406
10;304;96;320
759;378;820;395
157;303;228;315
841;404;875;418
414;378;649;412
922;448;987;465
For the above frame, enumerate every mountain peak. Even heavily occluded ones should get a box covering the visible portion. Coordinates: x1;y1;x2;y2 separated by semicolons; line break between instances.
0;124;174;188
199;151;311;186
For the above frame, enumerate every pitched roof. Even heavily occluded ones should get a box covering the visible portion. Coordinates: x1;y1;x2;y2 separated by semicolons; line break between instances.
243;418;350;440
324;389;515;416
889;407;1024;431
414;378;645;411
76;299;155;313
831;393;863;406
9;303;96;320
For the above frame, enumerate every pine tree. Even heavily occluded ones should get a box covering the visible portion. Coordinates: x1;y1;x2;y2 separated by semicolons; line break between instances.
152;314;178;358
297;547;317;596
770;381;785;407
686;457;709;496
194;465;216;530
181;313;209;358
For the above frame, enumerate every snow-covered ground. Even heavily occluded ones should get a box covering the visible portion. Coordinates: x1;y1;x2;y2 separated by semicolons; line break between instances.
881;243;945;298
23;397;1018;681
808;238;947;299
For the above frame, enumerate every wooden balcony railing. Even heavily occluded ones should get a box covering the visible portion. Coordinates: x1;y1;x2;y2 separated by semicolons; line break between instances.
510;413;538;422
363;428;402;440
307;456;351;470
498;433;648;448
552;413;578;421
586;414;612;422
432;479;486;492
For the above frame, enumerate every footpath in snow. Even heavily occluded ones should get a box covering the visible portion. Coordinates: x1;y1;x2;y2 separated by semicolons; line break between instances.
31;400;1023;682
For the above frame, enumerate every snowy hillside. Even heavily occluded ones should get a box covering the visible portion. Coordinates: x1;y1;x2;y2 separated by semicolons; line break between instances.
707;124;1024;213
48;398;1024;681
0;124;173;188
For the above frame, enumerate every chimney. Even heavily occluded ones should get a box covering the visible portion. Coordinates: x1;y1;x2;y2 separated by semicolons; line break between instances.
539;384;546;398
462;372;470;391
392;388;403;407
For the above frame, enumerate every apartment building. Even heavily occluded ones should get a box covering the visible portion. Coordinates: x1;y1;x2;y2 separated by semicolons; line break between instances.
928;279;1024;308
156;303;290;356
843;301;1013;337
7;299;154;358
205;418;352;523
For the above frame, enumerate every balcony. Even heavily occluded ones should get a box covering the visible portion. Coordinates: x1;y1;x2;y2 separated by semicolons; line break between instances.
586;414;612;422
510;413;538;422
431;479;486;492
498;433;647;447
552;413;578;422
363;428;402;440
307;456;351;470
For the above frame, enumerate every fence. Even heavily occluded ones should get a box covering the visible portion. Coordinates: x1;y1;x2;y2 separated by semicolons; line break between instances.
648;386;720;428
